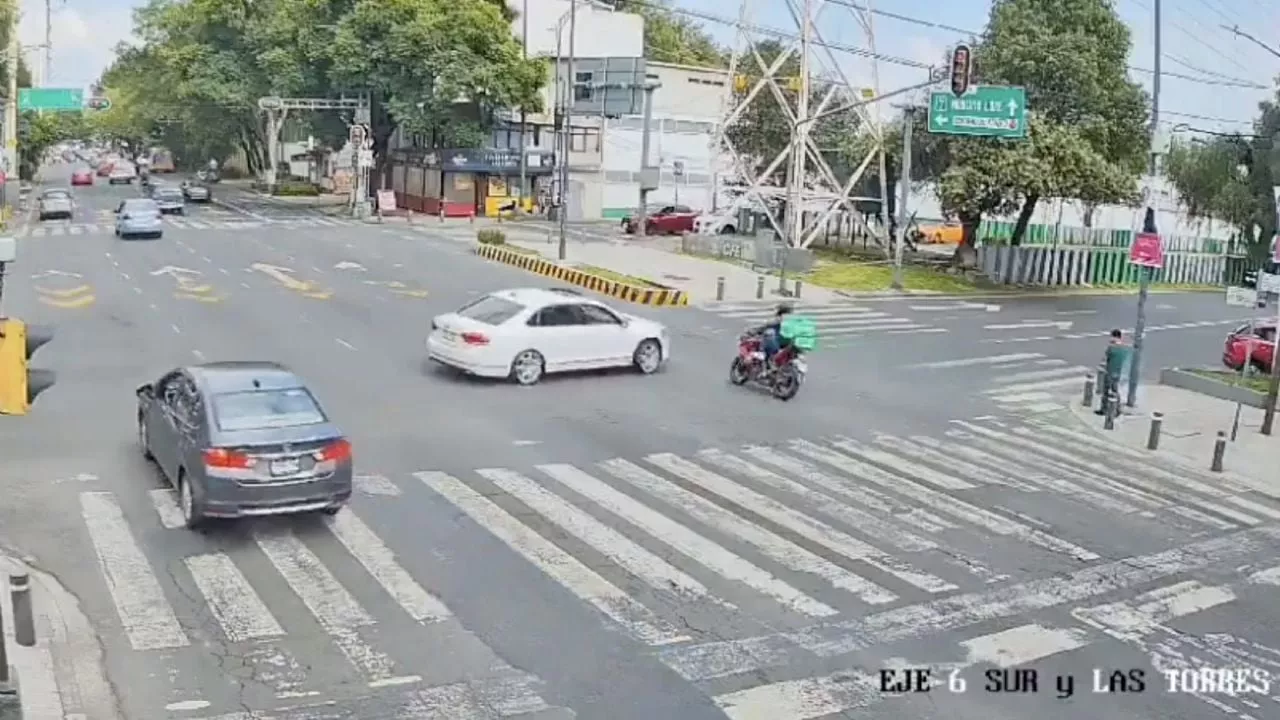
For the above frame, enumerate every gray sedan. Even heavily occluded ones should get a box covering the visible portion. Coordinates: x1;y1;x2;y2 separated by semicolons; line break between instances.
152;186;186;214
182;182;211;202
115;198;164;239
37;189;73;220
136;361;353;529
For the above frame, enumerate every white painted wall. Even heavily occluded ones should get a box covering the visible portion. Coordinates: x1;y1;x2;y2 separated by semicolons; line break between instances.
512;0;643;59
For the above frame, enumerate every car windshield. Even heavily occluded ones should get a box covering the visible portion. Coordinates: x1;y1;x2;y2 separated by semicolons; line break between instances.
156;189;182;199
456;295;525;324
212;388;327;431
43;190;69;198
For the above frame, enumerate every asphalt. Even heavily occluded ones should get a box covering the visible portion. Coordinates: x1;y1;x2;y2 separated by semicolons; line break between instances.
0;164;1277;720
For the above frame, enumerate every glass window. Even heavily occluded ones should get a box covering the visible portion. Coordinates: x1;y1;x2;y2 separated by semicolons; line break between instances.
212;388;326;431
580;304;621;324
1258;326;1276;342
574;71;594;102
456;295;525;325
532;305;584;327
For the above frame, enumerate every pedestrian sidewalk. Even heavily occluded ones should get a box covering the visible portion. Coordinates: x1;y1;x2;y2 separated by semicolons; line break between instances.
1067;383;1279;491
501;235;846;304
0;554;118;720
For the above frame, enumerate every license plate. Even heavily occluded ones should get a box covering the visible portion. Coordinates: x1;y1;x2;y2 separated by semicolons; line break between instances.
270;458;300;476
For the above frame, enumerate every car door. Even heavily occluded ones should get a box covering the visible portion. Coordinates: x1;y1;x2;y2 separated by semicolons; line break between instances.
578;303;632;366
1255;325;1277;370
173;384;209;492
148;371;184;479
527;304;589;369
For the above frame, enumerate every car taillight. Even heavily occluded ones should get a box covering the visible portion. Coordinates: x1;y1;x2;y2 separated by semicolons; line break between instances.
316;439;352;462
203;448;253;469
461;332;489;345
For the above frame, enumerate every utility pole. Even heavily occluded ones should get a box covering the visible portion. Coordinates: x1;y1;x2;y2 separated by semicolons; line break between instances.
634;84;656;233
1127;0;1160;408
4;0;19;190
556;0;576;261
893;108;913;290
43;0;51;85
517;0;529;212
781;0;811;294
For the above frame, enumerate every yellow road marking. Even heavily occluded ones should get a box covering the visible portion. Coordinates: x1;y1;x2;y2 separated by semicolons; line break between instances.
300;290;333;300
39;294;95;309
174;292;222;303
35;284;92;298
391;289;429;299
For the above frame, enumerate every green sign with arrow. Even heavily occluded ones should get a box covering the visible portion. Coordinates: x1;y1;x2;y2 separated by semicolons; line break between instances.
927;85;1027;139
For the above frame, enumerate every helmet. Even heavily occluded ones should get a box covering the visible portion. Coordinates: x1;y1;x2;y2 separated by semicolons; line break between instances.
775;303;794;316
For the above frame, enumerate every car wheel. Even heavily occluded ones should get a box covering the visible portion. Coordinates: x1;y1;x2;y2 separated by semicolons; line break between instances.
510;349;545;385
322;505;343;516
177;471;206;530
138;413;154;461
633;339;663;374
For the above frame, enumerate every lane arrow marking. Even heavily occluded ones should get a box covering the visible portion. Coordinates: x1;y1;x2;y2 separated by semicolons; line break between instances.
334;261;366;271
30;270;82;279
151;266;202;277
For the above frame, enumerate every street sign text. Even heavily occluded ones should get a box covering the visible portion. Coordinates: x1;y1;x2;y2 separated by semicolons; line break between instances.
928;86;1027;139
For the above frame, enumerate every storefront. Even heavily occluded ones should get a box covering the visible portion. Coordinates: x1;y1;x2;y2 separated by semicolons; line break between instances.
388;148;556;217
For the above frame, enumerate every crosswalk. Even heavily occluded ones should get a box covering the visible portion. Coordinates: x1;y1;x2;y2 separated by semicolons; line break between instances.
62;416;1280;719
20;216;360;238
698;299;947;342
912;351;1101;414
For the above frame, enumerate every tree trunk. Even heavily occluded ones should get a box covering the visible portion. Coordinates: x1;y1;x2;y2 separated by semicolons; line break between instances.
952;210;982;268
1082;203;1097;228
1011;193;1039;246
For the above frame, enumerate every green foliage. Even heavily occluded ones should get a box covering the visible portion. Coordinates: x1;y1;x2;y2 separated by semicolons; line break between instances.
273;181;321;196
612;0;724;67
728;40;860;184
928;0;1149;245
477;229;506;245
1164;138;1251;226
17;112;86;180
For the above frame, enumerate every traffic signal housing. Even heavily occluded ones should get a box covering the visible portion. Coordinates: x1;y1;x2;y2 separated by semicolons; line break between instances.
0;319;56;415
950;45;972;97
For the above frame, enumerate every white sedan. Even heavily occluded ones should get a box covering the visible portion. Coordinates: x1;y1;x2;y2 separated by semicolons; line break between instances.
427;287;670;385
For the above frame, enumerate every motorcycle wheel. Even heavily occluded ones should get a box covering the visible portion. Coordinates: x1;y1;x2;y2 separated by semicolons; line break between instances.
771;365;801;400
729;357;751;385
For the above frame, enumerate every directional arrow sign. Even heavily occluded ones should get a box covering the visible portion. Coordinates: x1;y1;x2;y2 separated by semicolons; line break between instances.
333;261;366;271
30;270;82;279
928;85;1028;139
250;263;331;298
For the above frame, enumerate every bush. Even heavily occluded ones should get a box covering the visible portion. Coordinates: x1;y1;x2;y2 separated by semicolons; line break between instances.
477;229;507;245
274;182;321;196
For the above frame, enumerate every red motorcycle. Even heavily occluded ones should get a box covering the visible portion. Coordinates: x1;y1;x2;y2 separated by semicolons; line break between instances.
729;330;806;400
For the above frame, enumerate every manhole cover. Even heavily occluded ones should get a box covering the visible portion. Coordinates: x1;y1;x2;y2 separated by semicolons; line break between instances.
663;274;691;281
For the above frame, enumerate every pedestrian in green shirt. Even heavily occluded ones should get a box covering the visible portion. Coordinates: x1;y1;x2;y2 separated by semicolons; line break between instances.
1097;329;1130;416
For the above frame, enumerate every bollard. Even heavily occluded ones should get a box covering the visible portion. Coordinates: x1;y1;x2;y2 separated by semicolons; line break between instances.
9;574;33;648
756;275;765;300
438;207;445;223
1103;388;1118;430
1147;412;1163;451
794;279;802;298
1210;431;1227;472
1082;374;1095;407
716;276;725;302
406;210;413;225
469;211;475;224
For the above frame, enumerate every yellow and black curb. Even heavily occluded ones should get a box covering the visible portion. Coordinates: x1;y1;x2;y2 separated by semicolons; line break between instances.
474;243;689;307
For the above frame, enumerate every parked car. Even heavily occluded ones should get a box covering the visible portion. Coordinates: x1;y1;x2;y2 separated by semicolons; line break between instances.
427;287;670;385
71;169;93;186
136;361;352;528
622;205;699;235
115;198;164;239
1223;320;1276;374
37;189;73;221
96;162;113;177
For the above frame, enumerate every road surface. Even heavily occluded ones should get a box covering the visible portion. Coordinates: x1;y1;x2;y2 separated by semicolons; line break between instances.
0;165;1276;720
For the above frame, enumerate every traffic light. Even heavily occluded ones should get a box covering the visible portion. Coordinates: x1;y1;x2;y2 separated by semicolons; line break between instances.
0;319;56;415
950;44;972;97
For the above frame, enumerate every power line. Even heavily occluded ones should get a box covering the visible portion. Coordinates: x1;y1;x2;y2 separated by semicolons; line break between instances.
1162;110;1253;126
819;0;1267;88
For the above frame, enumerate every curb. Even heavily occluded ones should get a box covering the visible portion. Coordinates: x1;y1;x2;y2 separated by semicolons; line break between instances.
473;243;689;307
834;285;1222;301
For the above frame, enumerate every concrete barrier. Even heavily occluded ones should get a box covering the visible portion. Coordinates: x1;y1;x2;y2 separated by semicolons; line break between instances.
1159;367;1267;409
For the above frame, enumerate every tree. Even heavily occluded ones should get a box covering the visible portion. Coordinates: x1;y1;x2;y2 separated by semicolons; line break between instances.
1164;137;1253;231
328;0;545;159
17;112;84;180
726;40;861;187
611;0;724;67
935;0;1149;247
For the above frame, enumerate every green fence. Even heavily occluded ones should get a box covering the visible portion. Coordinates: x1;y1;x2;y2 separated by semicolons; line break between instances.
977;221;1231;254
977;245;1238;287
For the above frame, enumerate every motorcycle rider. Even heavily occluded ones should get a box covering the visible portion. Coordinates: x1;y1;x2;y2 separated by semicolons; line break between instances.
753;303;794;370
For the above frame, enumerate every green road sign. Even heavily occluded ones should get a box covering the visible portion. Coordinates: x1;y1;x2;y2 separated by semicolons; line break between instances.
927;85;1027;139
18;88;84;112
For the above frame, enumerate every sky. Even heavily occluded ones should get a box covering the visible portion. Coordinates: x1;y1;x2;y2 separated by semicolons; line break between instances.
17;0;1280;136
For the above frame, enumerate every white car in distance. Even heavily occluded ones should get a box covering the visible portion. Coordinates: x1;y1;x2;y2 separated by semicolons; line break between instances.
428;287;670;385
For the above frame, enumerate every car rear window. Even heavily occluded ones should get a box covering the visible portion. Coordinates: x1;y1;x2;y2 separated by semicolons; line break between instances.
157;189;182;198
212;388;327;431
456;295;525;324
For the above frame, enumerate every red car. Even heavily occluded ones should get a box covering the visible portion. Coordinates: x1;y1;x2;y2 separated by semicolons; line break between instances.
71;169;93;186
622;204;698;235
1223;320;1276;374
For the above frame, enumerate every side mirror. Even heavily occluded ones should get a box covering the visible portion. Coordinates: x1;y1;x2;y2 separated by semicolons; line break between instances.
136;383;153;398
